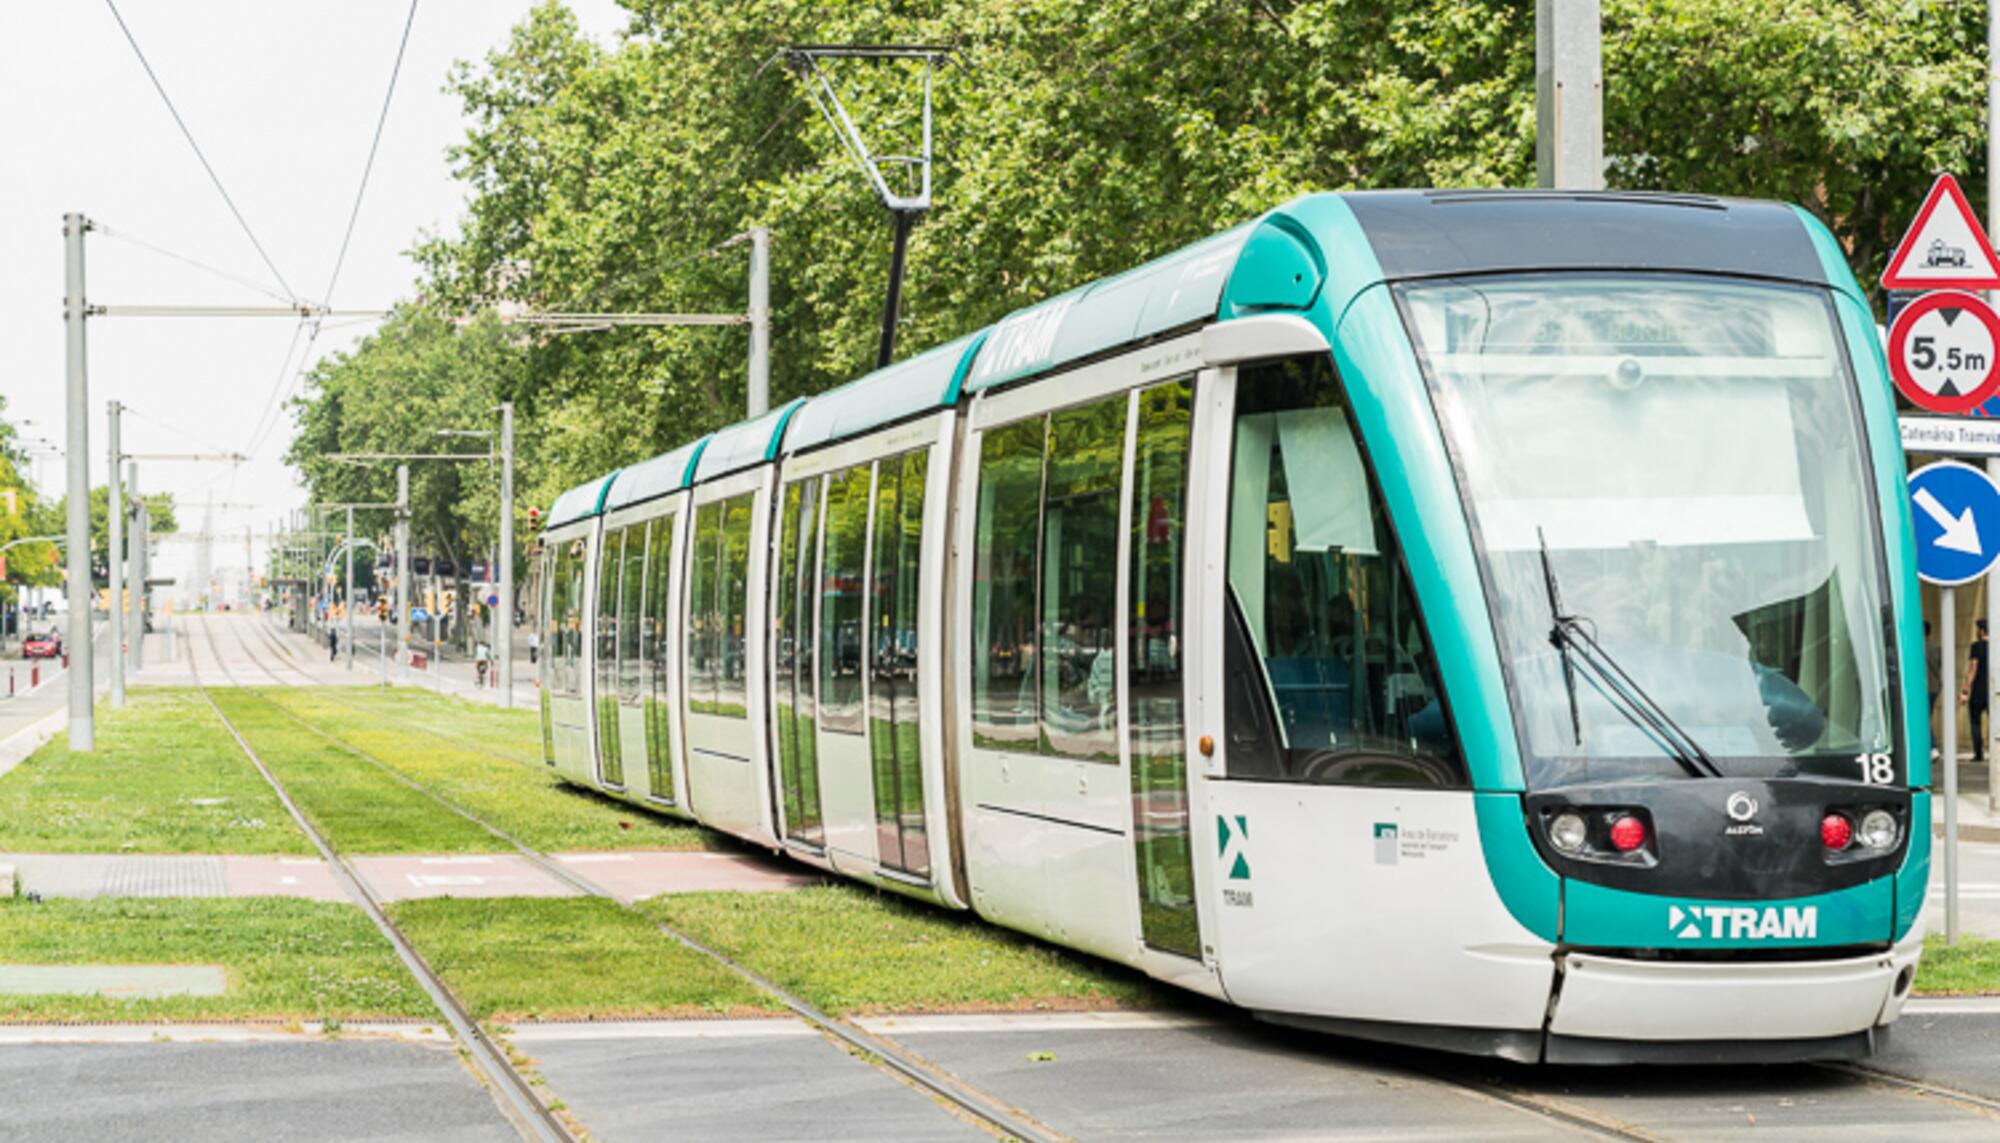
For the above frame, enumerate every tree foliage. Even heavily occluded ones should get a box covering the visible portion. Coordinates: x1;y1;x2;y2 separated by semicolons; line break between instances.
292;0;1987;560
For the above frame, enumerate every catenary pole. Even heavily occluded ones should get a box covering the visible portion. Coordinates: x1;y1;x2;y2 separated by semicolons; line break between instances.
345;505;355;670
107;401;124;708
1988;4;1999;811
498;402;515;706
397;465;410;683
1534;0;1604;190
749;228;770;416
127;463;143;673
62;214;93;751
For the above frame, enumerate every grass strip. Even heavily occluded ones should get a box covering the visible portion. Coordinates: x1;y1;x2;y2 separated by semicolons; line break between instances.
388;896;773;1021
1915;934;2000;995
641;885;1172;1016
0;689;310;855
0;897;430;1021
257;689;709;852
209;690;508;855
310;687;543;767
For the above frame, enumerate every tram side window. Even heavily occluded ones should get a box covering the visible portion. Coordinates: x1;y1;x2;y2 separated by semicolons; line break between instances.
549;539;586;699
870;448;929;874
1224;356;1465;787
774;477;824;844
1041;397;1124;762
686;502;722;713
715;493;755;718
618;524;646;702
820;465;872;735
971;418;1047;750
643;514;676;801
595;528;625;785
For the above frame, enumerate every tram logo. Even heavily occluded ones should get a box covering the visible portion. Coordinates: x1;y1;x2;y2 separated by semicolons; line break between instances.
1726;792;1759;822
1216;814;1251;881
1668;904;1817;940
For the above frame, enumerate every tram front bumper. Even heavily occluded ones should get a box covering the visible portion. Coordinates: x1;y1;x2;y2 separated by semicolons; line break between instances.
1547;932;1922;1050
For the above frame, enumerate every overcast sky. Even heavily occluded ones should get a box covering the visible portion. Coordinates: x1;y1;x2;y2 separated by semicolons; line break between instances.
0;0;628;594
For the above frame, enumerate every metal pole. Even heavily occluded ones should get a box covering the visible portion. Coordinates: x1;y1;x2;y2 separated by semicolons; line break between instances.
876;211;915;368
127;464;143;673
431;568;441;693
1989;460;2000;815
62;213;93;751
107;401;124;709
345;505;355;670
498;403;515;707
1535;0;1604;190
1944;586;1961;945
749;228;770;416
397;465;410;683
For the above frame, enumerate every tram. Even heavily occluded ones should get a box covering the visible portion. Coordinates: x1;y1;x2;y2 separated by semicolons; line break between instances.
536;190;1928;1063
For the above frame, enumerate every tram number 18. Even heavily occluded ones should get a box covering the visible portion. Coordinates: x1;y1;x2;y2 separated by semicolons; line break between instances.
1854;752;1896;786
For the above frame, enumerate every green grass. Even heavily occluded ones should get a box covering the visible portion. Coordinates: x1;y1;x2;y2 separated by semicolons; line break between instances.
254;689;711;852
388;896;773;1021
209;690;508;855
0;897;429;1021
309;686;545;767
0;689;310;854
641;885;1172;1015
1915;934;2000;995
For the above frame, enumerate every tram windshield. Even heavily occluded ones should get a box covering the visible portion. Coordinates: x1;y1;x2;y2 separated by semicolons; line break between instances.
1401;275;1899;787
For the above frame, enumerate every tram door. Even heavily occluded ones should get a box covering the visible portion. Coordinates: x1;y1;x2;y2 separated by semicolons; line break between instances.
542;526;595;782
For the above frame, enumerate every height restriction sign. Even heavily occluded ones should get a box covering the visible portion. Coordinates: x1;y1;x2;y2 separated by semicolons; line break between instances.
1887;289;2000;414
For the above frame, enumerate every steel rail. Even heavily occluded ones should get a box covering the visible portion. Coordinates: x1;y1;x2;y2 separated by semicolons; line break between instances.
186;616;574;1143
215;641;1068;1143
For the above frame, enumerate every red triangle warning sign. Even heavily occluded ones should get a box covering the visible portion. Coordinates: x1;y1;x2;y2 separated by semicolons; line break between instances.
1883;174;2000;290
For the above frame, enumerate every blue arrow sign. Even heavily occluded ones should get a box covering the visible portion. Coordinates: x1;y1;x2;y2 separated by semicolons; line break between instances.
1908;460;2000;585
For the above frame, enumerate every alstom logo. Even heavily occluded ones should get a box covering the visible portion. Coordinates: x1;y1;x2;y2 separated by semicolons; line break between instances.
1668;904;1817;940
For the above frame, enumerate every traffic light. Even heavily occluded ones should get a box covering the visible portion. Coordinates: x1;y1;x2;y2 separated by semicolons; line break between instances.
526;505;541;531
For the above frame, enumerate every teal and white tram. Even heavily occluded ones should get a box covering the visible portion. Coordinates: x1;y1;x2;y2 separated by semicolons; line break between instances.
538;191;1929;1063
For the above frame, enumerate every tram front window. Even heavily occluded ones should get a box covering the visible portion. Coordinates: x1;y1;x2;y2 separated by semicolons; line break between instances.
1402;275;1898;788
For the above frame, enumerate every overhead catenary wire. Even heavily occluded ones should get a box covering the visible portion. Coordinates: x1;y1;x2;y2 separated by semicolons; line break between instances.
322;0;421;306
102;0;300;303
94;224;294;305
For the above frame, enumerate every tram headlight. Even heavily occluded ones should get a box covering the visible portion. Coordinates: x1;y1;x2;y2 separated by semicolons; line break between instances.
1549;812;1589;855
1859;809;1900;850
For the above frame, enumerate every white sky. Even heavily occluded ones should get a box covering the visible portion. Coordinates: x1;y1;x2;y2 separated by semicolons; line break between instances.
0;1;629;597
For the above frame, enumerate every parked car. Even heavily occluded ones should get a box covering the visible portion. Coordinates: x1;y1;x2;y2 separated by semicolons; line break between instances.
22;632;61;659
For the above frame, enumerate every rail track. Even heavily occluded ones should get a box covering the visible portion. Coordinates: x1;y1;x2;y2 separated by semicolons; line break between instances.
187;613;2000;1141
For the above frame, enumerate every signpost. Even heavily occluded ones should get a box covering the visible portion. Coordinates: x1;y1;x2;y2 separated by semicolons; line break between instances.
1907;460;2000;945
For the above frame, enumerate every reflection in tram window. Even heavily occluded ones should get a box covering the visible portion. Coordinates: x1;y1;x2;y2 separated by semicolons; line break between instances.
820;466;872;735
774;479;824;844
1041;396;1125;762
972;418;1047;750
685;502;722;713
1225;356;1464;787
595;528;625;786
871;449;929;875
1129;380;1198;957
549;538;587;699
716;494;754;717
643;515;676;801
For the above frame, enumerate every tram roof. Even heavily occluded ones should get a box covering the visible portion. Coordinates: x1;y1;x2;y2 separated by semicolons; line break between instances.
783;329;988;454
602;435;710;513
546;472;617;528
691;397;808;484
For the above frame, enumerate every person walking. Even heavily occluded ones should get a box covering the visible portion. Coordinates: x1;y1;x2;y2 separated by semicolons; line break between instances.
1962;617;1990;763
328;625;339;663
528;628;540;665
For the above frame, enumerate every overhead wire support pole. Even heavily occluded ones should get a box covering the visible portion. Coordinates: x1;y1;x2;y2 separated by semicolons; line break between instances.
345;506;355;671
499;403;515;705
108;401;125;709
63;213;93;751
127;463;142;674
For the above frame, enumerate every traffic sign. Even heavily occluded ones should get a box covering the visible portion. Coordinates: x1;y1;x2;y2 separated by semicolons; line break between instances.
1882;174;2000;290
1887;290;2000;413
1908;460;2000;585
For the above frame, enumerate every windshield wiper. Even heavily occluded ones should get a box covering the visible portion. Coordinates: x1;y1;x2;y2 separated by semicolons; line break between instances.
1538;529;1724;779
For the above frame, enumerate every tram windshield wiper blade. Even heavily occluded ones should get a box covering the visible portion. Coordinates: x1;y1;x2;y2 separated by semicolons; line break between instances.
1537;530;1724;780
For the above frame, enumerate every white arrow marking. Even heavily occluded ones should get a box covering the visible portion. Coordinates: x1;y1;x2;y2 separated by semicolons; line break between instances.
1914;487;1985;555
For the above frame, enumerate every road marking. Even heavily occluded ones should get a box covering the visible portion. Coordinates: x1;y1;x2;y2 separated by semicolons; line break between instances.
418;856;496;865
406;875;487;887
556;854;636;864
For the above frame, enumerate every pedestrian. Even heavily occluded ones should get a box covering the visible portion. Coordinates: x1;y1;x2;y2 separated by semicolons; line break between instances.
1927;620;1942;713
328;626;339;662
475;639;492;686
528;628;539;665
1962;617;1990;763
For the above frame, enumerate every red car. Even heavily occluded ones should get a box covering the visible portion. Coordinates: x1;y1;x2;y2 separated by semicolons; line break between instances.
22;633;60;659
